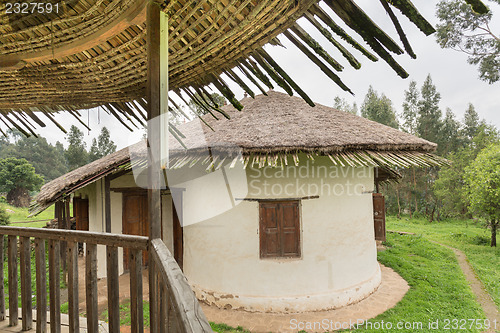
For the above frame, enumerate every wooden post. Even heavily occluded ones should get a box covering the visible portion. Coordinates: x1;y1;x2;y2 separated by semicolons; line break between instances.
35;238;47;333
49;240;61;333
106;246;120;333
0;235;4;321
147;1;168;331
67;241;79;333
20;236;33;330
7;235;18;327
130;249;143;333
85;243;98;333
104;176;112;233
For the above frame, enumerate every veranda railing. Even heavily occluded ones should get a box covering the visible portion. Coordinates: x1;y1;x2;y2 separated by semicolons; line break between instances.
0;226;211;333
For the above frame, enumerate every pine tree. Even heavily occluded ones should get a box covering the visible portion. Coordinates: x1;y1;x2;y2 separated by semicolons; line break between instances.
88;127;117;162
463;103;480;142
401;80;419;134
360;86;399;129
65;125;88;170
416;75;443;146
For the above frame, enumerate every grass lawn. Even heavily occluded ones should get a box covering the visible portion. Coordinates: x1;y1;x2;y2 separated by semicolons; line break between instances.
387;215;500;309
212;232;487;332
0;201;55;227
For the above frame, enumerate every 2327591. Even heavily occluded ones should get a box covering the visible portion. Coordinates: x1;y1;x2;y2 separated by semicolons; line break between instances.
5;2;59;14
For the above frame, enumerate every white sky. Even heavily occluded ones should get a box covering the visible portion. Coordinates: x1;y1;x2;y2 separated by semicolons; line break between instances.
36;1;499;150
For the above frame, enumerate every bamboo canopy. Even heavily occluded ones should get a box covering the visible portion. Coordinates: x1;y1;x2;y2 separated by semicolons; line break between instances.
0;0;489;136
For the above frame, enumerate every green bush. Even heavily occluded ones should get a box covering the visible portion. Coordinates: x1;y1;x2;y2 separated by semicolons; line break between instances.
0;207;9;226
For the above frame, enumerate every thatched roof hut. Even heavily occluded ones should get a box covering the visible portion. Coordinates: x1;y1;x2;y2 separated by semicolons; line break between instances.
32;90;445;214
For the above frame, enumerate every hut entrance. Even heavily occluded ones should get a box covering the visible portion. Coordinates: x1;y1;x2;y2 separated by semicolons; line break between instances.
172;201;183;270
122;193;150;270
73;197;89;231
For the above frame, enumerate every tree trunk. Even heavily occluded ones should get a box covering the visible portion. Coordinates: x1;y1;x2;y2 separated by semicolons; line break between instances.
6;187;30;208
396;186;401;219
491;221;497;247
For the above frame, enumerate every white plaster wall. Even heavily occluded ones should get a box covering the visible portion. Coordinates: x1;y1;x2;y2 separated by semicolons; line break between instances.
181;155;379;312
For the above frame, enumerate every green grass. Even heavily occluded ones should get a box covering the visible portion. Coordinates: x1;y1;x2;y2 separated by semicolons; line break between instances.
211;322;250;332
387;216;500;309
100;299;150;327
350;232;486;332
0;202;55;227
212;232;487;332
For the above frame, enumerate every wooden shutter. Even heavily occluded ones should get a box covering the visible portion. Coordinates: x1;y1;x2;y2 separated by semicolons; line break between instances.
373;193;386;241
259;201;300;258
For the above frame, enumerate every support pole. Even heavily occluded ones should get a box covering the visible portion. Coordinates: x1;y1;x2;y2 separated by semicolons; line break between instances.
147;1;168;332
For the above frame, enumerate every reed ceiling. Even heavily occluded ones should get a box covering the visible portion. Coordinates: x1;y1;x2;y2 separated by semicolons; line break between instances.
0;0;489;136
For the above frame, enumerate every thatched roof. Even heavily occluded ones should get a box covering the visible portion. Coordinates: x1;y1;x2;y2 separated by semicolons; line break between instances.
0;0;489;136
31;91;446;214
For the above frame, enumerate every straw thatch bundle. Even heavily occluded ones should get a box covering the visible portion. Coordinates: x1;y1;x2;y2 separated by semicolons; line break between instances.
0;0;488;136
31;91;447;214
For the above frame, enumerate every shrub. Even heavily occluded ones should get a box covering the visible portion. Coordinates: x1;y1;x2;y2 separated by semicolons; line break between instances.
0;207;9;226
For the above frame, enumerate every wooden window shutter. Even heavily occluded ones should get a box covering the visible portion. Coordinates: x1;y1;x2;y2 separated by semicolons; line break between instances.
259;201;300;258
373;193;386;241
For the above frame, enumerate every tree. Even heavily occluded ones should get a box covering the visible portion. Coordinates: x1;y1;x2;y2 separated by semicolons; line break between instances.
65;125;88;170
463;103;480;142
401;80;419;134
465;144;500;246
436;0;500;83
360;86;399;128
0;129;67;182
0;158;44;207
88;127;117;162
416;75;443;149
333;96;358;115
188;92;226;116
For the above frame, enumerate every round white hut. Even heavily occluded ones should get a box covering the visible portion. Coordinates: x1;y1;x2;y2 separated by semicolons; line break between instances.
32;91;444;313
163;91;441;313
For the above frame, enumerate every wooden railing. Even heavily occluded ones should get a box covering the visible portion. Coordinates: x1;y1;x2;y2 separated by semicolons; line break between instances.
0;226;212;333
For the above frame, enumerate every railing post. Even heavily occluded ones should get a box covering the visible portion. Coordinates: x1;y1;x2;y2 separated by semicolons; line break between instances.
67;241;79;333
0;235;5;321
106;246;120;333
130;249;143;333
35;238;47;333
48;240;61;333
20;236;33;330
86;243;98;333
8;235;18;327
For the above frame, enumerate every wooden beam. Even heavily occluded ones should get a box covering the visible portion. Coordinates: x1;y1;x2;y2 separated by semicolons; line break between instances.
7;235;18;327
20;236;33;330
86;243;98;333
105;176;112;233
0;0;147;69
146;3;165;332
106;246;120;333
67;241;79;333
49;240;61;333
0;226;149;250
35;238;47;333
0;236;4;321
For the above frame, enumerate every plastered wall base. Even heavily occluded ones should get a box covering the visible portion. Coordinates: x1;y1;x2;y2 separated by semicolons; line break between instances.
193;264;381;313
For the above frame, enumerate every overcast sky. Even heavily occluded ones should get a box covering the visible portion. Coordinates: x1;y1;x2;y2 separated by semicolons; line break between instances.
37;0;499;150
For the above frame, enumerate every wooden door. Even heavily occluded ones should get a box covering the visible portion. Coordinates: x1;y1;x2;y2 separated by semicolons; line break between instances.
122;193;149;270
373;193;386;241
73;197;89;231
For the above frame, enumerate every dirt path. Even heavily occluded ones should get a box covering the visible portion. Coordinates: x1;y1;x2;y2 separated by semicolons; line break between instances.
431;241;500;333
